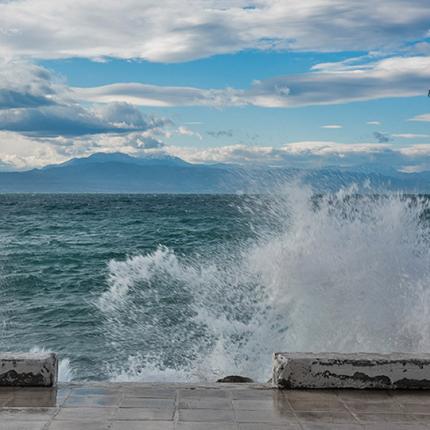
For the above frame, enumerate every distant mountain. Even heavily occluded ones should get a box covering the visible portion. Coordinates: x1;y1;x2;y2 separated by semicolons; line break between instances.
47;152;191;169
0;152;429;193
0;152;242;193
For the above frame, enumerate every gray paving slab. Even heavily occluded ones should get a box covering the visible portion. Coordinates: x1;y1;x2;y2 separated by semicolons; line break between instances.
0;423;48;430
47;422;109;430
0;383;430;429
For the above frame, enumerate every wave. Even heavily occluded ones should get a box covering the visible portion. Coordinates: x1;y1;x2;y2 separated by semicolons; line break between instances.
97;182;430;382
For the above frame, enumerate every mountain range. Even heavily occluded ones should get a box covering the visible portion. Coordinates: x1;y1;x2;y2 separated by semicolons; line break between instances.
0;152;429;193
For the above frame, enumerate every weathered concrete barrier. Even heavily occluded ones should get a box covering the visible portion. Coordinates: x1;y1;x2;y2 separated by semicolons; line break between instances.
273;352;430;389
0;352;58;387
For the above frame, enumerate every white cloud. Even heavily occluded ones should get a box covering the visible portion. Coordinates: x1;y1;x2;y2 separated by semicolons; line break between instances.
322;124;342;129
177;126;202;140
0;102;169;137
367;121;381;125
281;141;391;155
0;62;173;137
0;61;63;109
0;0;429;62
409;113;430;122
392;133;430;139
75;55;430;107
398;145;430;156
0;129;171;170
166;141;430;174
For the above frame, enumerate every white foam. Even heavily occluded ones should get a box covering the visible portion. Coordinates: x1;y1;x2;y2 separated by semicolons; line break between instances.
99;182;430;382
29;346;74;382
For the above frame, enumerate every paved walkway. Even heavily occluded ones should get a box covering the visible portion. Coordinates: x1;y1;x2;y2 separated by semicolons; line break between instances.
1;383;430;429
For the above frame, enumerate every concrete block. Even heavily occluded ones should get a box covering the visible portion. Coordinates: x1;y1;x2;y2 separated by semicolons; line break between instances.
0;352;58;387
272;353;430;389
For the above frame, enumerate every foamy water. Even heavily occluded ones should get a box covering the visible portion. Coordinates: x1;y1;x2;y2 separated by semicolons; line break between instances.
97;183;430;382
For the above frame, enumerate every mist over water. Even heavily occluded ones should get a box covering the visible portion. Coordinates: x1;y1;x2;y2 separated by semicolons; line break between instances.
1;183;430;382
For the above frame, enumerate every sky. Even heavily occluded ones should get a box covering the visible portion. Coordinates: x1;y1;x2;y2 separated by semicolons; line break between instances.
0;0;430;173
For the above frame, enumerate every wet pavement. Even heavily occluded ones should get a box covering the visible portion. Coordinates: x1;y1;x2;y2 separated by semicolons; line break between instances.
1;383;430;429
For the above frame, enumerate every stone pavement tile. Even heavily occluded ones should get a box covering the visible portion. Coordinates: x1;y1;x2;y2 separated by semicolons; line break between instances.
122;387;177;399
111;421;175;430
400;403;430;413
288;399;348;412
344;400;405;413
284;390;339;401
68;387;119;397
4;388;58;408
54;407;116;421
235;409;296;423
231;390;279;400
47;421;110;430
179;398;232;410
233;400;284;411
295;411;358;424
179;389;230;399
391;392;430;405
354;413;418;423
56;388;73;405
238;423;301;430
338;391;392;403
120;397;175;408
299;424;364;430
409;414;430;423
0;422;48;430
63;394;119;407
0;388;16;406
114;407;174;421
0;408;57;421
362;424;428;430
178;408;235;422
176;423;237;430
364;423;428;430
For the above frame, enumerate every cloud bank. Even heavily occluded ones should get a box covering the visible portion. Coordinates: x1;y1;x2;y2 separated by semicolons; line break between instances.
1;0;430;62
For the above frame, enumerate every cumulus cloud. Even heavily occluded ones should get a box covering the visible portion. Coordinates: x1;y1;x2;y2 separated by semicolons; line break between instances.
177;126;202;140
0;62;173;137
167;141;430;173
0;128;170;170
75;55;430;107
0;61;62;109
168;141;392;164
0;0;430;62
322;125;342;129
367;121;381;125
0;102;167;137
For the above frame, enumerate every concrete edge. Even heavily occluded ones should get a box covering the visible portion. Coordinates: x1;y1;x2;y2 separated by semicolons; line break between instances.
0;352;58;387
272;352;430;390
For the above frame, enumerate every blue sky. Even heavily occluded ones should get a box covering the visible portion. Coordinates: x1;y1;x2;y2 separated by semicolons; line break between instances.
0;0;430;172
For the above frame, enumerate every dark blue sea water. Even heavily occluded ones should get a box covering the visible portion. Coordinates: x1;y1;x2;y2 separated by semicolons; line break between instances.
1;190;430;382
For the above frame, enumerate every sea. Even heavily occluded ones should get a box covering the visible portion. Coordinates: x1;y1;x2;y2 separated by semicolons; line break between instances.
1;183;430;383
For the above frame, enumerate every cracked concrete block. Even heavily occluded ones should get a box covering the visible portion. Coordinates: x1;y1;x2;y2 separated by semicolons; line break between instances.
0;352;58;387
272;353;430;389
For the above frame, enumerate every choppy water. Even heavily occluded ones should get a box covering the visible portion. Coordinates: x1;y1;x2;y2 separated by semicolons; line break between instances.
1;184;430;382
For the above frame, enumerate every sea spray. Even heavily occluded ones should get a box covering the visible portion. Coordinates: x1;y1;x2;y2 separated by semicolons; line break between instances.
29;347;74;382
98;182;430;382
